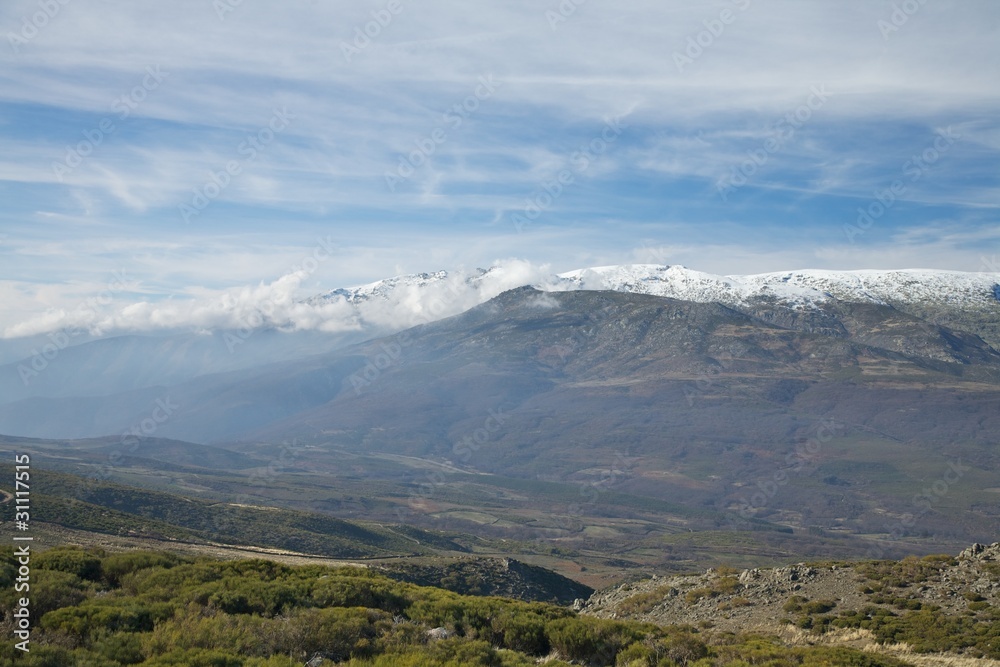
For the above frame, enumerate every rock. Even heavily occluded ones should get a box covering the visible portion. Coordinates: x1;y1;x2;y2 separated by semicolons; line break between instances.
427;627;452;640
960;543;986;559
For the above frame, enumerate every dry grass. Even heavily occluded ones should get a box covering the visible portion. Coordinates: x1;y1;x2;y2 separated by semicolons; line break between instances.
865;643;1000;667
776;626;1000;667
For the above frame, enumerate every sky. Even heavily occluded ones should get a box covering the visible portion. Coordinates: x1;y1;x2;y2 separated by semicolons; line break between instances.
1;0;999;338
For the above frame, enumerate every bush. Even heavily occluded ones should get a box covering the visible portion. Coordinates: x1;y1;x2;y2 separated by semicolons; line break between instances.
617;586;674;615
30;569;89;618
783;596;809;613
801;600;837;615
102;551;184;588
547;616;646;665
684;588;716;605
715;576;740;594
718;597;752;611
34;546;102;582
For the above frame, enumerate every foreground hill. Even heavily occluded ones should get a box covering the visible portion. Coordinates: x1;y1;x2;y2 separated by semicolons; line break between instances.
3;542;998;666
0;544;958;667
585;542;1000;660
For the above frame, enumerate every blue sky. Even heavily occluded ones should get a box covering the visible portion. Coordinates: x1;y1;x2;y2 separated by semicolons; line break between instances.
1;0;999;336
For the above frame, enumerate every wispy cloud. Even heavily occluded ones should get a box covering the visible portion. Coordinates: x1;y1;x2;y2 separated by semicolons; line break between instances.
0;0;997;335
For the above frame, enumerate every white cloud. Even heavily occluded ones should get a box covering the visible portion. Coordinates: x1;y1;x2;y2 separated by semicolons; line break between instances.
1;0;997;335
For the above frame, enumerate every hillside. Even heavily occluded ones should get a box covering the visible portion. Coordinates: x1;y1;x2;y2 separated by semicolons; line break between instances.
585;542;1000;659
316;264;1000;349
0;465;464;559
2;543;998;666
0;545;957;667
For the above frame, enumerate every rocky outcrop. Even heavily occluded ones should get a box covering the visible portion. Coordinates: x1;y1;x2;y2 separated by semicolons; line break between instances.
584;543;1000;633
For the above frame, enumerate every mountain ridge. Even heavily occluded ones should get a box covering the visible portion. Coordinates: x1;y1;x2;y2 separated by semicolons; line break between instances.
317;263;1000;312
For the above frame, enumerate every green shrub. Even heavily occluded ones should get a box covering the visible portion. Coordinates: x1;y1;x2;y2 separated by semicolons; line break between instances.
34;546;102;581
783;595;808;613
801;600;837;615
715;576;739;594
684;587;716;605
101;550;184;587
718;597;752;611
617;586;674;615
546;616;645;664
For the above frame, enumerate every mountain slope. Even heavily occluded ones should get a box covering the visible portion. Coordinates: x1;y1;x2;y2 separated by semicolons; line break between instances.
559;265;1000;349
306;264;1000;348
2;278;999;565
226;287;1000;555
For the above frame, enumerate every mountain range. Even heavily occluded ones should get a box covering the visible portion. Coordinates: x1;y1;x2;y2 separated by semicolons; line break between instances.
3;264;999;407
2;263;999;571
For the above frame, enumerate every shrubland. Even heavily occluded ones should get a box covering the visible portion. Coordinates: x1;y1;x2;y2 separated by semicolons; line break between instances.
0;546;918;666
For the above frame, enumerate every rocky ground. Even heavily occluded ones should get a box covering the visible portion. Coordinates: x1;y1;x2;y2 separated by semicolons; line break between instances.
582;543;1000;648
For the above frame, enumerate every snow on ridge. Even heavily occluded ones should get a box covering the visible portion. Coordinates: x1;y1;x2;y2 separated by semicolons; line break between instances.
730;267;1000;308
318;263;1000;311
555;264;828;308
314;270;453;303
553;264;1000;309
310;263;999;334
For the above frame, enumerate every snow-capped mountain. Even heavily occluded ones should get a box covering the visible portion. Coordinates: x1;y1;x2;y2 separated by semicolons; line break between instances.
557;265;829;308
557;265;1000;310
305;263;1000;356
311;270;454;304
316;263;1000;313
